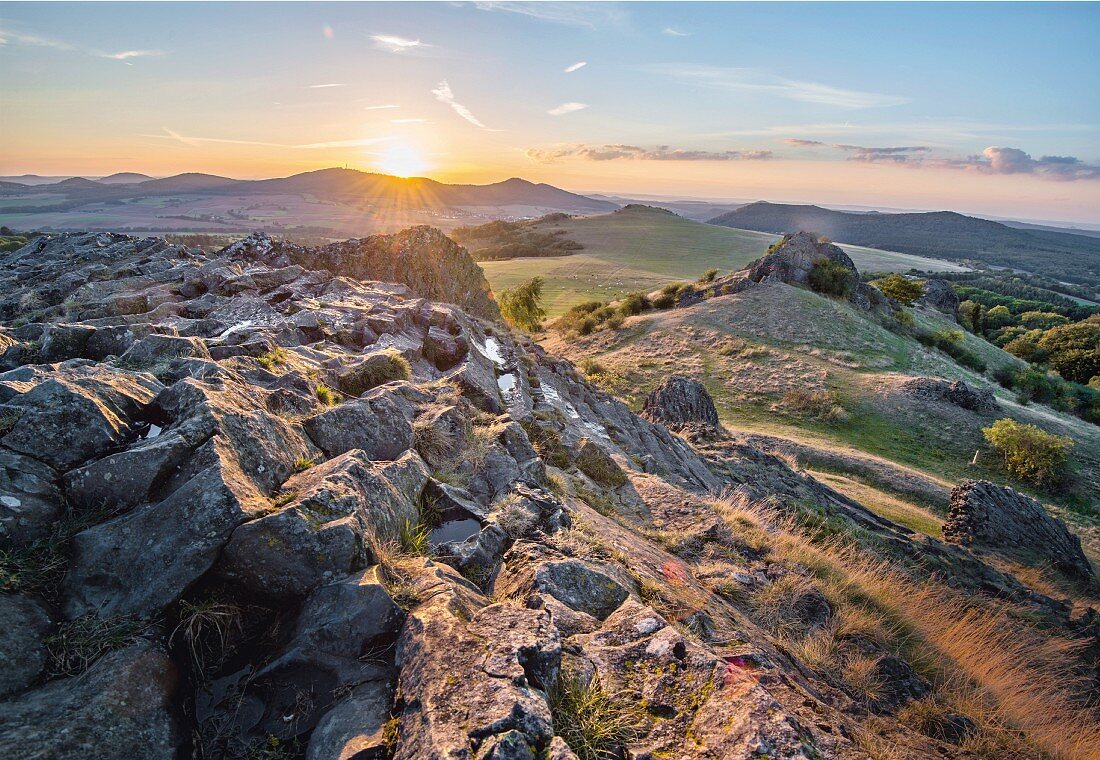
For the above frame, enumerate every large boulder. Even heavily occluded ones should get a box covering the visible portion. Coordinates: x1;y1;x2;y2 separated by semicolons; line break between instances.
216;451;427;600
641;376;720;429
303;386;415;461
898;377;998;412
0;641;179;758
918;278;961;315
0;363;162;471
746;231;856;287
223;227;500;320
943;480;1095;582
0;449;64;545
0;594;52;697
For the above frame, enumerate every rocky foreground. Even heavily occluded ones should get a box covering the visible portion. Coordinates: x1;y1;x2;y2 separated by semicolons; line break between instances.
0;230;1096;759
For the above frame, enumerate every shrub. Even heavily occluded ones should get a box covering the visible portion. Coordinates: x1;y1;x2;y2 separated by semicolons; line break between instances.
617;291;651;316
916;329;986;373
256;347;288;371
340;350;412;395
698;268;719;283
315;384;337;405
992;366;1017;389
982;418;1073;488
872;274;923;305
808;258;855;298
1037;319;1100;384
498;276;547;332
650;292;676;309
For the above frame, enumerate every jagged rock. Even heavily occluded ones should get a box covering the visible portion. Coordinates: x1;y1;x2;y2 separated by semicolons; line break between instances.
395;585;560;759
898;377;997;412
747;231;856;287
641;375;720;429
0;641;179;758
943;480;1095;582
0;449;64;545
119;333;212;367
0;363;162;471
65;441;273;618
918;278;961;315
292;566;404;659
0;594;51;697
303;386;415;460
307;681;394;760
217;451;427;600
536;559;630;620
224;228;500;320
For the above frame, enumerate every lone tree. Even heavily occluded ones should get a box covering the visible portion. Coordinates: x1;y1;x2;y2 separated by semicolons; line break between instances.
498;276;547;332
872;274;923;305
982;418;1073;488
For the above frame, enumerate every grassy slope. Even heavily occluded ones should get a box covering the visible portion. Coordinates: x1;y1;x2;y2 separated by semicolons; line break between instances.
479;206;966;316
540;282;1100;558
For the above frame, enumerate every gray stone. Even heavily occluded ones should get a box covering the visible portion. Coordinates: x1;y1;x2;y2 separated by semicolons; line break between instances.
0;641;179;759
943;479;1095;582
303;387;415;461
641;375;720;429
0;450;64;545
0;594;51;697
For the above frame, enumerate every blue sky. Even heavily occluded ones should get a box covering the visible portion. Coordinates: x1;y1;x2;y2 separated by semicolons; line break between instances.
2;2;1099;221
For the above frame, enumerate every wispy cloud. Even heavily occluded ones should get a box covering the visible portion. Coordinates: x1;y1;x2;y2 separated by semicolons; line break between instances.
391;118;429;124
431;80;500;130
145;128;391;151
308;83;346;89
782;138;827;147
527;143;772;163
547;102;588;116
100;50;162;60
365;104;400;110
371;34;427;53
473;2;626;29
0;26;164;60
564;61;587;73
663;27;690;37
645;64;909;109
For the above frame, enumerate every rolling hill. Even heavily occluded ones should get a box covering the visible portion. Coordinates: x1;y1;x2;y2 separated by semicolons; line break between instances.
478;205;968;316
709;202;1100;286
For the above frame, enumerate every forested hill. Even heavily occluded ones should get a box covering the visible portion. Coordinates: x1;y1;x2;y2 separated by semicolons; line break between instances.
709;202;1100;286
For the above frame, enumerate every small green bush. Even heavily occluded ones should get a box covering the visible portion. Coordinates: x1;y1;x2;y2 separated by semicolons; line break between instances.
650;292;676;309
982;418;1073;488
617;292;651;316
698;268;719;284
872;274;923;305
807;258;855;299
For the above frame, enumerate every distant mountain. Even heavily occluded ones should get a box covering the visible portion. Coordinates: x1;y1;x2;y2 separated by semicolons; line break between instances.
246;168;615;211
98;172;155;185
0;167;616;213
709;202;1100;286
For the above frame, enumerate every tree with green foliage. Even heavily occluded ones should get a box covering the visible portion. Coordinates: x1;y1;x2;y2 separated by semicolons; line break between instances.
872;274;923;305
982;418;1073;488
984;305;1013;329
957;300;985;334
498;276;547;332
1019;311;1069;329
807;258;854;299
1036;319;1100;384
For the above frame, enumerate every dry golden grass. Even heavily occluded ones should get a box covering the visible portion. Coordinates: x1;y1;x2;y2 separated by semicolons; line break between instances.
717;495;1100;760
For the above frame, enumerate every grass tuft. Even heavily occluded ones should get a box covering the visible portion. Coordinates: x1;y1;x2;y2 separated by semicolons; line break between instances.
550;675;646;760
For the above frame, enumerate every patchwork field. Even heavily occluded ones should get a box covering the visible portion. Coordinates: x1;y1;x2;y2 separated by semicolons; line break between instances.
480;206;968;316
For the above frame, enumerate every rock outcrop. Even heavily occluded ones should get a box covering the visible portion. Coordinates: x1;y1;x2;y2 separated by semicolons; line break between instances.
641;375;720;430
222;227;500;320
917;278;960;316
0;229;1093;759
943;479;1096;582
747;231;857;286
898;377;998;412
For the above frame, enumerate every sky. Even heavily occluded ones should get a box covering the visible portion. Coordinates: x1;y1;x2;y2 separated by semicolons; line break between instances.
1;1;1099;223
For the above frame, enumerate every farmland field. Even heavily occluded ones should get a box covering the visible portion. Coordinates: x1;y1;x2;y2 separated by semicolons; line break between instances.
480;206;968;316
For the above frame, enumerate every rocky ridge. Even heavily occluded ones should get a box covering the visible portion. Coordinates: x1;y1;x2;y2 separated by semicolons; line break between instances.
0;230;1095;759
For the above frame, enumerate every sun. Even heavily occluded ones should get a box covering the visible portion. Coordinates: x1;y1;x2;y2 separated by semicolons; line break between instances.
376;144;428;178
